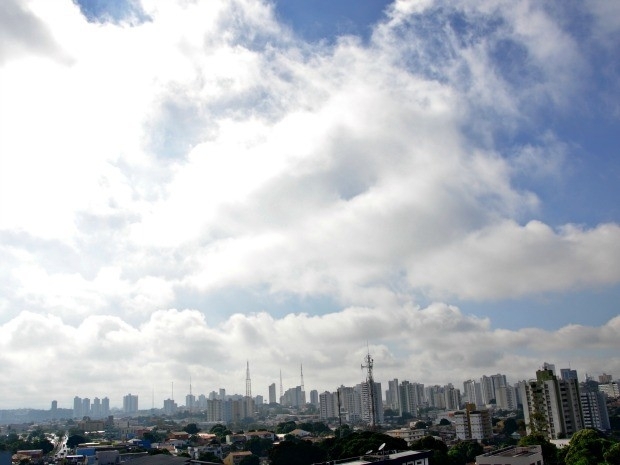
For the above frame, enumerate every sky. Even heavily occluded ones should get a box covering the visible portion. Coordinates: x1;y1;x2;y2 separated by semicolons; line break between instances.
0;0;619;410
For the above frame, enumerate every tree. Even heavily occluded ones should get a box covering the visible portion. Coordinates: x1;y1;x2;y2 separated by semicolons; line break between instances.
197;451;222;463
439;419;451;426
269;439;327;465
328;431;407;460
409;436;450;465
275;421;297;434
562;428;614;465
603;442;620;465
66;435;88;449
447;441;484;465
519;433;558;465
244;437;273;457
502;418;518;436
239;455;260;465
183;423;200;435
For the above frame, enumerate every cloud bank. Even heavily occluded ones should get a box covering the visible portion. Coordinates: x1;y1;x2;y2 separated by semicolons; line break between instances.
0;0;619;407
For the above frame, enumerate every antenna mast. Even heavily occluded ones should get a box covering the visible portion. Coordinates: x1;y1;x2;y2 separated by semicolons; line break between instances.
361;349;377;429
279;369;283;402
246;361;252;398
300;363;305;392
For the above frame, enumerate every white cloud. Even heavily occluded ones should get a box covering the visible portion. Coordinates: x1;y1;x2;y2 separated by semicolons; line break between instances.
0;307;618;408
0;0;619;407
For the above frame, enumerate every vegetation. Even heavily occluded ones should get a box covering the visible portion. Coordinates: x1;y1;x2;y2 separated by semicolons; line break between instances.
518;433;559;465
559;428;617;465
0;430;54;454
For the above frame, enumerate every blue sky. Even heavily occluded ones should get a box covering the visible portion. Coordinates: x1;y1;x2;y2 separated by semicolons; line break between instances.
0;0;619;409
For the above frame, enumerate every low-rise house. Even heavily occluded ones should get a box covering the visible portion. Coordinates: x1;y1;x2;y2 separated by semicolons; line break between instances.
223;451;253;465
385;428;427;447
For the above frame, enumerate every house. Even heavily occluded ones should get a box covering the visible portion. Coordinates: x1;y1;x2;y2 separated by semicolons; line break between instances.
223;451;253;465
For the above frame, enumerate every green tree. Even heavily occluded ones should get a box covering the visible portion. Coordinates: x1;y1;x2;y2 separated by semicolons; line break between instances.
563;429;614;465
269;439;327;465
239;455;260;465
244;437;273;457
503;418;518;436
209;424;232;441
409;436;450;465
519;433;558;465
603;442;620;465
197;451;222;463
328;431;407;460
447;441;484;465
66;435;88;449
439;419;451;426
183;423;200;435
275;421;297;434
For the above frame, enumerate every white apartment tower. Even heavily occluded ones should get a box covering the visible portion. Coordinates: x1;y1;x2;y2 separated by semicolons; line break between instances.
123;393;139;414
520;368;583;439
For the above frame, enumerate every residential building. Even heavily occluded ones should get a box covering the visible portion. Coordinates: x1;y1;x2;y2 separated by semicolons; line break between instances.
453;404;492;441
163;398;177;415
385;428;427;447
496;385;518;410
599;373;613;384
463;379;483;407
580;381;610;431
599;382;620;399
358;381;383;426
386;379;400;412
281;386;305;408
310;389;319;406
520;368;583;439
268;383;277;404
443;384;461;411
319;391;338;420
399;381;424;417
123;394;139;414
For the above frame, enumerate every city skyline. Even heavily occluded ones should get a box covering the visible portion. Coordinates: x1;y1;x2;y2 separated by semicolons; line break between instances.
1;0;619;409
8;361;617;411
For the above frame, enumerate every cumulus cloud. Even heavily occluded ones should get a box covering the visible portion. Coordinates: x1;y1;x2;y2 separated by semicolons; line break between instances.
0;307;618;408
0;0;619;406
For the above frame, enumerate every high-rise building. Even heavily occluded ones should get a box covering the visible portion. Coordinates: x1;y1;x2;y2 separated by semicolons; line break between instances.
319;391;338;420
358;381;383;425
560;369;578;381
444;384;461;410
92;397;101;418
163;398;177;415
268;383;277;404
82;398;91;417
386;379;400;412
581;380;610;431
281;386;305;408
520;368;583;439
101;397;110;417
51;400;58;418
186;394;196;411
599;373;613;384
599;382;620;398
338;386;362;423
496;385;518;411
73;396;83;419
123;394;139;414
463;379;483;407
310;389;319;406
399;381;424;416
